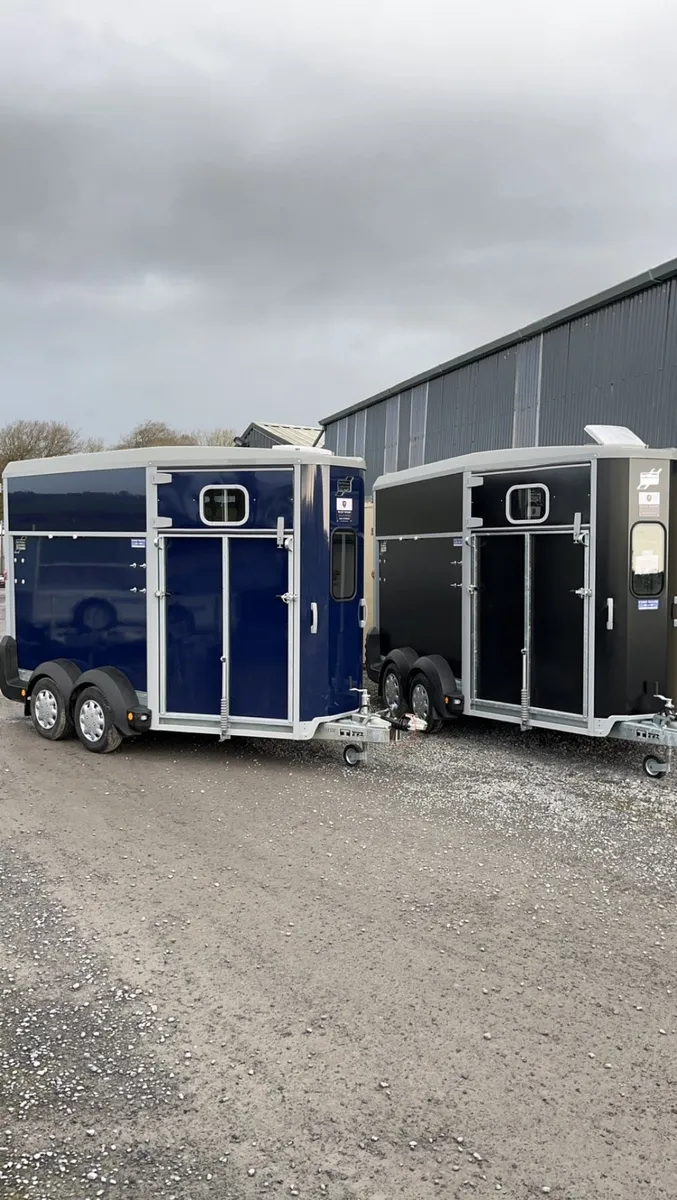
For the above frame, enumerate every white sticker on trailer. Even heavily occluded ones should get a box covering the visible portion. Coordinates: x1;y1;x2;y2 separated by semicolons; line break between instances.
638;468;661;490
634;551;660;574
131;538;146;548
336;496;353;513
639;492;660;507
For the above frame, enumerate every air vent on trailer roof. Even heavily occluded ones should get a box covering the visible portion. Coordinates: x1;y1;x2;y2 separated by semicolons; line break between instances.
584;424;647;447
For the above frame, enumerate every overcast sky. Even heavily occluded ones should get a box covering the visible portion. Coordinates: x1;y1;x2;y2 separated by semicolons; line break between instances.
1;0;676;442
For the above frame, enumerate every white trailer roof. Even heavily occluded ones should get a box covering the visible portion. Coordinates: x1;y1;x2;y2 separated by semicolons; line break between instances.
374;441;677;491
3;445;364;479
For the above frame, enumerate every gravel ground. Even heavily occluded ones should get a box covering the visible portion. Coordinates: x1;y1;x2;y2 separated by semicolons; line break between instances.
1;592;676;1199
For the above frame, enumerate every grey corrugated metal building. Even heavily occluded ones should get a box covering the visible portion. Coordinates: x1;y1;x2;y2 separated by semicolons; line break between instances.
320;256;677;493
237;422;324;449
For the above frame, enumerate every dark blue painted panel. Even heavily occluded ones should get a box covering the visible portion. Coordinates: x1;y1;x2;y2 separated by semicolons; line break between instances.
328;468;364;713
165;537;223;715
158;470;293;530
229;538;289;720
14;536;147;691
7;469;146;533
298;465;365;720
299;465;330;721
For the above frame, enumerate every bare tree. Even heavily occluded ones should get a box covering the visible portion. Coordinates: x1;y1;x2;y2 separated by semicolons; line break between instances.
116;421;198;449
192;427;237;446
0;420;92;520
0;420;82;467
116;422;237;449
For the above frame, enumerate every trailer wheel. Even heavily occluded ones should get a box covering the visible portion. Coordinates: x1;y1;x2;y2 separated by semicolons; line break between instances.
643;754;668;779
30;680;74;742
343;743;364;767
381;663;405;715
408;672;443;734
73;687;123;754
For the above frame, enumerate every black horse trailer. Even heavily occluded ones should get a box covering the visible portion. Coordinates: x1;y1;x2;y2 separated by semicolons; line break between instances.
366;426;677;777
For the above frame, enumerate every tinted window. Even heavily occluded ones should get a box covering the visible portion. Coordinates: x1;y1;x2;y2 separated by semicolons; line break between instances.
506;484;550;524
331;530;357;600
631;522;665;597
201;486;248;525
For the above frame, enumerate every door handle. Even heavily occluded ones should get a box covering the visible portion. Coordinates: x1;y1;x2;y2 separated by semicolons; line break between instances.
358;598;367;629
310;602;318;634
606;597;614;631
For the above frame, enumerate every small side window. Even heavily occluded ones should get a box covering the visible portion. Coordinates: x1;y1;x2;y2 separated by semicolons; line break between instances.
200;486;248;526
506;484;550;525
331;529;357;601
631;522;665;597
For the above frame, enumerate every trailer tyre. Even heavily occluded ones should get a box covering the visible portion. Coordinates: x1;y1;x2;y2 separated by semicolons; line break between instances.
74;687;123;754
381;663;406;716
30;680;74;742
408;672;444;734
643;754;668;779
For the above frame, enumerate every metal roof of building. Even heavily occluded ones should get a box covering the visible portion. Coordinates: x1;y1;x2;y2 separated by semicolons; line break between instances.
240;422;324;447
320;255;677;426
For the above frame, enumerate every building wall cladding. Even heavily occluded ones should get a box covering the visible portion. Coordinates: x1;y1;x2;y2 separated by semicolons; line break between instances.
324;276;677;493
241;428;278;449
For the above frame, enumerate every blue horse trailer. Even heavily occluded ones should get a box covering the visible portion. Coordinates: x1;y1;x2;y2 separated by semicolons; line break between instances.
0;446;403;764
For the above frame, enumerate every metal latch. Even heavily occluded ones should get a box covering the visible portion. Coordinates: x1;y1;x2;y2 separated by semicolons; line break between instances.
574;588;592;598
277;592;296;604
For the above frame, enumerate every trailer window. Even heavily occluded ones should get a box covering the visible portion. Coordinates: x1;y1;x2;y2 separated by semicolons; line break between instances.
631;522;665;597
331;529;357;600
506;484;550;524
200;486;248;526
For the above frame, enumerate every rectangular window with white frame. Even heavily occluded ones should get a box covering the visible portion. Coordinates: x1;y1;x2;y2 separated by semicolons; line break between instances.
200;485;249;526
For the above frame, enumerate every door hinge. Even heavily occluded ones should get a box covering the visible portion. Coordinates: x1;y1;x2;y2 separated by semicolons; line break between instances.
277;592;297;604
574;587;592;598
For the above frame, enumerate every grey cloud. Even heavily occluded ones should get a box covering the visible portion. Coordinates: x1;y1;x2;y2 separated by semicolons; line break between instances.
1;3;676;437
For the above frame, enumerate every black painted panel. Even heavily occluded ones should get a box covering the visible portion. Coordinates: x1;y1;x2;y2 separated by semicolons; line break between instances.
472;465;590;529
375;473;463;537
378;536;462;675
531;536;585;713
594;458;630;716
476;535;524;704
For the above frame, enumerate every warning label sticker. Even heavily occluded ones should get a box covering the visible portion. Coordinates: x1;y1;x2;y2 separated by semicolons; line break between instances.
639;492;660;509
638;468;662;490
336;496;353;514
